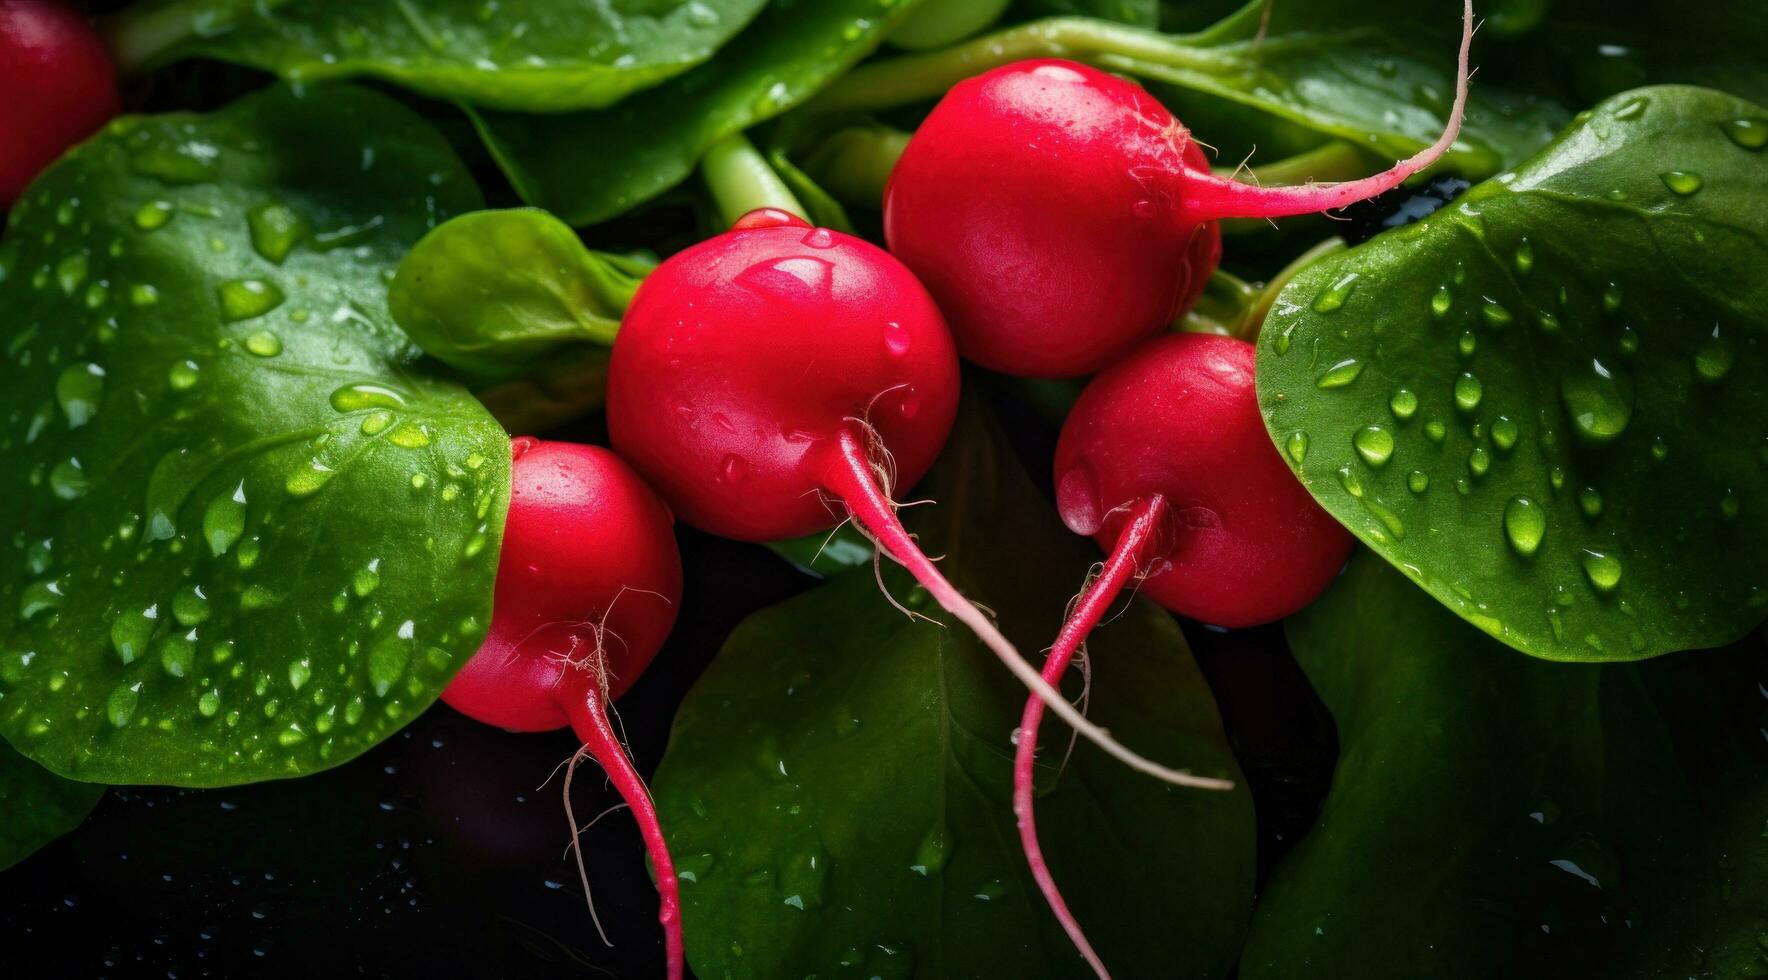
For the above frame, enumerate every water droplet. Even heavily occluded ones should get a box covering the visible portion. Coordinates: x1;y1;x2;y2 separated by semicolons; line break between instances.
1513;239;1534;274
111;604;158;664
286;459;335;497
1694;326;1734;382
172;585;210;626
55;362;105;428
168;360;200;390
55;253;88;295
1353;426;1395;467
49;457;90;499
159;631;196;678
1430;285;1452;317
1650;436;1669;461
720;455;748;483
1424;420;1446;444
1311;272;1359;313
1602;283;1623;315
387;422;431;448
1617;325;1640;356
246;202;307;264
1503;496;1546;557
799;227;834;249
1559;358;1633;443
1457;329;1477;358
134;200;175;230
1316;358;1364;388
330;383;407;412
1491;416;1519;452
1467;445;1491;477
353;559;381;597
198;688;221;717
1286;431;1309;464
1406;469;1430;494
861;316;907;363
1388;388;1418;420
244;329;283;356
106;682;142;728
1720;492;1740;519
909;827;951;876
220;280;285;323
288;659;312;691
1481;299;1513;328
1722;117;1768;149
203;482;247;556
368;635;410;697
1537;311;1560;333
1453;372;1484;413
1336;463;1364;499
1580;549;1623;594
1659;170;1703;195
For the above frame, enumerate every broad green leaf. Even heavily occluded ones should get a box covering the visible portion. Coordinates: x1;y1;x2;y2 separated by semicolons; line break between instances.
765;522;875;577
1241;550;1704;979
389;208;645;385
1610;638;1768;979
653;403;1254;979
1256;86;1768;661
472;0;929;225
108;0;768;113
0;739;103;871
0;84;508;786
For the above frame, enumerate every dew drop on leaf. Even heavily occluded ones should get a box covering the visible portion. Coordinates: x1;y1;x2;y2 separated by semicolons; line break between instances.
203;482;247;556
1694;326;1734;382
55;362;105;428
1353;426;1395;467
106;682;142;728
1580;549;1623;594
1453;372;1484;413
1388;388;1418;420
110;604;158;665
1659;170;1703;195
220;280;286;323
1316;358;1364;388
1503;496;1546;558
1559;358;1633;443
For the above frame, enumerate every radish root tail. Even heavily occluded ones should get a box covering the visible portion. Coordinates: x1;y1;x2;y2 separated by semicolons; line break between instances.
822;426;1232;792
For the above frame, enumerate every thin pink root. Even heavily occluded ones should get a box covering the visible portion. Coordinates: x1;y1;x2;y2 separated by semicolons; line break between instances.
1013;496;1171;980
820;426;1232;791
567;692;685;980
1180;0;1474;222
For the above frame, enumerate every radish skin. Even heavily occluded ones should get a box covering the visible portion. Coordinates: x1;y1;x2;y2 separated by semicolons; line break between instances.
885;1;1475;377
0;1;119;205
441;438;686;980
608;210;1224;789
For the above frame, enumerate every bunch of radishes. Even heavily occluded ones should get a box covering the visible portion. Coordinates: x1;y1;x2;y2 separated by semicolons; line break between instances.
0;2;1471;975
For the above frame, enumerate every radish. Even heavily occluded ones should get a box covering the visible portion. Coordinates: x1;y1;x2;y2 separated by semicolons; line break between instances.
0;1;120;206
883;1;1473;378
441;437;687;980
1019;333;1353;976
606;207;1223;789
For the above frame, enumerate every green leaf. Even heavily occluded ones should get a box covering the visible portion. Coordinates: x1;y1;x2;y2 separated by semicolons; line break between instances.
1256;85;1768;661
653;402;1253;979
109;0;768;113
471;0;928;225
765;522;876;578
0;84;508;786
1240;550;1705;978
0;739;103;871
388;208;645;385
1019;0;1159;28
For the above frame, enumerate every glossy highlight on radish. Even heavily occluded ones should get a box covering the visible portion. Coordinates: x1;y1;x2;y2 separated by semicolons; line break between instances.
0;1;121;206
1017;333;1352;977
441;438;686;980
884;1;1473;378
607;208;1220;790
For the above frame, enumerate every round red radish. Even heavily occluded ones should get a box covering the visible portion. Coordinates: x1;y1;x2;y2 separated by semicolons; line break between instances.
608;208;960;543
0;1;121;206
608;209;1214;790
442;437;686;980
884;4;1470;379
1054;332;1353;628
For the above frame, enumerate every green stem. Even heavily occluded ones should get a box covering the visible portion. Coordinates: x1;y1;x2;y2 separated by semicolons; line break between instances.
103;0;297;74
1213;140;1373;187
799;124;913;209
1177;268;1263;337
888;0;1012;51
701;133;808;228
801;17;1238;118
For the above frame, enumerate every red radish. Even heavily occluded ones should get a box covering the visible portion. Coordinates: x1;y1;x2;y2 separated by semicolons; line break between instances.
883;1;1473;378
0;1;121;206
442;437;686;980
1017;333;1353;977
607;207;1220;788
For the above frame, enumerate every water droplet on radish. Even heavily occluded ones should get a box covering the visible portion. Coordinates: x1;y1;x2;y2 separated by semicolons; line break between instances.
800;227;834;249
1054;462;1103;535
883;320;910;358
720;454;748;483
